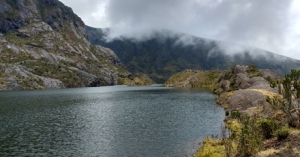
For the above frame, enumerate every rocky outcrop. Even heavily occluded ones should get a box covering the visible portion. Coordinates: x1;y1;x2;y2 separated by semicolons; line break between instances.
215;65;281;115
0;0;130;90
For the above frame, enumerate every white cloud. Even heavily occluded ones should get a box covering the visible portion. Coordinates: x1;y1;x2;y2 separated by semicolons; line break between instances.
59;0;300;60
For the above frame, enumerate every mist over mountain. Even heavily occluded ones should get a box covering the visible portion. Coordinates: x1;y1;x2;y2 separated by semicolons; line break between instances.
86;26;300;83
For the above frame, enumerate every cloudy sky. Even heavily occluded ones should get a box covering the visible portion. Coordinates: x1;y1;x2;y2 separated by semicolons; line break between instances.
60;0;300;59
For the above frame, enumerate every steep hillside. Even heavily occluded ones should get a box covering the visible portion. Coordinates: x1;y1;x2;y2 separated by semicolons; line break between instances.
0;0;130;90
86;26;300;83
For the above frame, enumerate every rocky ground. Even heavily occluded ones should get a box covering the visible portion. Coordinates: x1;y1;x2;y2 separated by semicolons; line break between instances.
165;65;300;157
213;65;300;156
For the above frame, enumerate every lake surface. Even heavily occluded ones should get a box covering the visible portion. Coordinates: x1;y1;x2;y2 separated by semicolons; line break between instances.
0;85;225;157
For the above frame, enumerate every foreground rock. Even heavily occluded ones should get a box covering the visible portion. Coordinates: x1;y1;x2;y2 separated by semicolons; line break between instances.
215;65;281;117
166;65;300;157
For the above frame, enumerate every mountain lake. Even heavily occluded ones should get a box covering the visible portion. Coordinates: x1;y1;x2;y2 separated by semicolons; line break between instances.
0;85;225;157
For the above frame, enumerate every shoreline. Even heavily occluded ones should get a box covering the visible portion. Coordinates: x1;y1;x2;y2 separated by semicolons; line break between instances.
184;65;300;157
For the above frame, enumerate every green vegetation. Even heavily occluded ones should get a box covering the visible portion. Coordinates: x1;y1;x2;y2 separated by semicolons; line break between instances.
276;127;290;141
194;138;225;157
118;74;155;86
0;47;35;63
257;118;278;139
246;64;263;77
163;70;222;90
195;67;300;157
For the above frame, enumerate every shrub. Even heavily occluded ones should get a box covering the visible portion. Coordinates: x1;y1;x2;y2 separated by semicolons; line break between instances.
237;116;263;156
247;64;257;73
276;127;289;141
230;110;241;119
257;118;278;139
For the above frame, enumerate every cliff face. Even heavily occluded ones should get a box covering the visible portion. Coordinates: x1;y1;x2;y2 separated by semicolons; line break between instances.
0;0;129;90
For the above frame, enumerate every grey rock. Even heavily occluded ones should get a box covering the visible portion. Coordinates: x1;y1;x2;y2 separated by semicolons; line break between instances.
43;43;53;49
59;68;67;73
228;89;266;110
112;73;118;85
96;45;122;64
40;49;57;64
4;68;12;74
68;67;97;78
0;2;10;14
6;81;20;90
23;48;41;59
17;22;53;36
70;22;81;39
221;80;231;91
66;43;77;53
58;46;66;51
248;77;277;92
260;69;282;80
235;73;250;89
102;76;112;85
41;77;62;88
9;45;20;54
233;65;248;74
15;66;29;78
76;63;87;70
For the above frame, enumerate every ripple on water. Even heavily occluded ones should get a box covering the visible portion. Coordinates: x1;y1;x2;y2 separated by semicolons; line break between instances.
0;86;225;157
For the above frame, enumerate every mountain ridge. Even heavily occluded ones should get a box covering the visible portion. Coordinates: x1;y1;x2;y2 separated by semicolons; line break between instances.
86;26;300;83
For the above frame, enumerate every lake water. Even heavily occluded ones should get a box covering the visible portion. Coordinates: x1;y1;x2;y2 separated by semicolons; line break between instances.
0;85;225;157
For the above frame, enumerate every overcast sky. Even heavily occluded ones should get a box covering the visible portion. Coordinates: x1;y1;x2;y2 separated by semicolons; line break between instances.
60;0;300;60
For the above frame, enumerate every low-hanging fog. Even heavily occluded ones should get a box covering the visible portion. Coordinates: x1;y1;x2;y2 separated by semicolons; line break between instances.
60;0;300;60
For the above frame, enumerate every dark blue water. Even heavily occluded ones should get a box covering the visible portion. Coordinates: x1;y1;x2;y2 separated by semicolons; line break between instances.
0;86;225;157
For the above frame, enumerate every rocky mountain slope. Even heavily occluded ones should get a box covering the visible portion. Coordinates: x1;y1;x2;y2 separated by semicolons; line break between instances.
86;26;300;83
0;0;131;90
